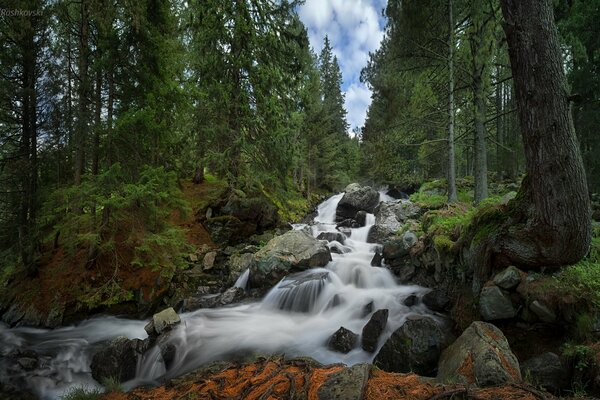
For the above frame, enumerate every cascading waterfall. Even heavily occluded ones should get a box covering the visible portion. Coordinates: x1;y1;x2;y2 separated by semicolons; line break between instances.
0;192;433;399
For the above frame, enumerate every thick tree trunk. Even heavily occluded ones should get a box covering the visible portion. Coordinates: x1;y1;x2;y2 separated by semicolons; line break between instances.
447;0;457;204
92;66;101;175
472;0;591;289
472;68;488;204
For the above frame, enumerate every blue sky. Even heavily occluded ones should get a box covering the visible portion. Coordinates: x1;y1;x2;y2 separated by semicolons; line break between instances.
298;0;388;134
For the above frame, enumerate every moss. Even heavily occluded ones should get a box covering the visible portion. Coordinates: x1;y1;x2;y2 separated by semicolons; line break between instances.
433;235;455;253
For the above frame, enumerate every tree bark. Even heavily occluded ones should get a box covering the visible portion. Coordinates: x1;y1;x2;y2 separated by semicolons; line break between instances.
74;0;90;185
447;0;457;203
472;0;591;289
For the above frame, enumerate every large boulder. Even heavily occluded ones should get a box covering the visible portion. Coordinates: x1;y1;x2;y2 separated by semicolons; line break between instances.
336;184;379;220
437;321;521;387
317;231;346;244
328;327;359;354
182;287;246;311
361;309;388;352
250;230;331;288
382;232;418;263
520;352;569;393
374;315;446;376
90;336;147;383
479;286;516;320
493;266;522;290
227;252;254;284
317;363;371;400
204;215;256;246
367;200;419;243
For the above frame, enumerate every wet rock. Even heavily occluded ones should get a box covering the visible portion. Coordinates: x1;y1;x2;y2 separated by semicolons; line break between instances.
144;307;181;337
367;201;420;243
16;305;44;327
227;253;254;283
204;215;256;246
183;287;246;311
521;352;569;393
355;211;368;227
395;264;417;283
479;286;516;320
529;300;556;323
336;183;379;220
328;327;358;353
422;290;450;312
361;309;388;352
329;242;349;254
336;219;357;229
437;321;521;386
17;357;38;371
317;363;371;400
90;336;148;383
403;294;418;307
317;231;346;244
374;315;445;376
493;266;522;290
370;252;383;267
362;301;374;317
249;230;331;288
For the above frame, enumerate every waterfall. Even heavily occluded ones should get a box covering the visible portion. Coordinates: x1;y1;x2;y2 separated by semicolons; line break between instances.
0;190;432;399
233;268;250;289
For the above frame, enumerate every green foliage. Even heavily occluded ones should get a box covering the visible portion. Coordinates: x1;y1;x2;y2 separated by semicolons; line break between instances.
102;376;123;393
42;164;191;280
60;387;102;400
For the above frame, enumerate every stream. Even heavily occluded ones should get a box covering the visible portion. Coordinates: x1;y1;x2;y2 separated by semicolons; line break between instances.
0;192;433;399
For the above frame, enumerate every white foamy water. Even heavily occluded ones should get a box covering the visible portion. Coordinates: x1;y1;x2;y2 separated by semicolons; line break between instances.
0;192;431;398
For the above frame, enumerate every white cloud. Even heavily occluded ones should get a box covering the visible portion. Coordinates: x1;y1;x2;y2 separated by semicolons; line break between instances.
345;83;372;136
298;0;387;134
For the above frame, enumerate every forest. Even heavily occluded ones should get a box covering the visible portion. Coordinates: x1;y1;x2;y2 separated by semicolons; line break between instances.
1;0;600;399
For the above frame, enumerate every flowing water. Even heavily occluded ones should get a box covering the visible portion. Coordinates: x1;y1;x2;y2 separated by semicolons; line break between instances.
0;192;432;399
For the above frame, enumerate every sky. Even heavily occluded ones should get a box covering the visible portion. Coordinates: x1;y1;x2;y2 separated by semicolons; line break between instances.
298;0;388;135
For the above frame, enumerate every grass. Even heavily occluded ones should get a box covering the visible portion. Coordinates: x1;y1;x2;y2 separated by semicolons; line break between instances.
60;387;103;400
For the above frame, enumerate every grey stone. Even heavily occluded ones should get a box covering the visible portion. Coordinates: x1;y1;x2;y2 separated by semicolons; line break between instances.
144;307;181;337
374;315;445;376
521;352;568;393
529;300;556;323
203;251;217;271
493;266;522;290
479;286;516;320
422;290;450;312
367;201;420;243
328;327;359;353
317;231;346;244
437;321;521;387
228;252;254;283
90;336;148;383
403;294;418;307
317;363;371;400
355;211;368;227
361;309;388;352
336;183;380;220
370;252;383;267
249;230;331;288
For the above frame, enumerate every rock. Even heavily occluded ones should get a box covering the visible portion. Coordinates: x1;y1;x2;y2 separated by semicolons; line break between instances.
437;321;521;386
17;357;38;371
328;327;359;353
17;305;44;327
250;230;331;288
228;253;254;283
382;232;417;260
355;211;368;227
336;184;379;220
362;301;374;317
144;307;181;337
367;201;419;243
45;303;64;328
386;187;411;200
521;352;569;393
90;336;147;383
2;304;25;326
317;363;371;400
329;242;349;254
404;294;418;307
203;251;217;271
479;286;516;320
500;191;517;205
183;287;246;311
370;252;383;267
204;215;256;246
336;219;356;229
395;264;417;283
374;315;445;376
188;253;199;262
317;231;346;244
361;309;388;352
529;300;556;323
493;266;522;290
221;195;279;231
422;290;450;312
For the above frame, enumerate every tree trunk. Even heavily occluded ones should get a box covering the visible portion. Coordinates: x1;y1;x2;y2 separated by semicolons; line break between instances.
92;64;101;175
447;0;458;203
472;64;488;205
472;0;591;290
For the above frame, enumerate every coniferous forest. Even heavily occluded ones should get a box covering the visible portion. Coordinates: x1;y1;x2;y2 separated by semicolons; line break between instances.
1;0;600;399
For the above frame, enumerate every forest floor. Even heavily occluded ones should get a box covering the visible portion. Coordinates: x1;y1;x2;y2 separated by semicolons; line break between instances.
0;178;225;325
